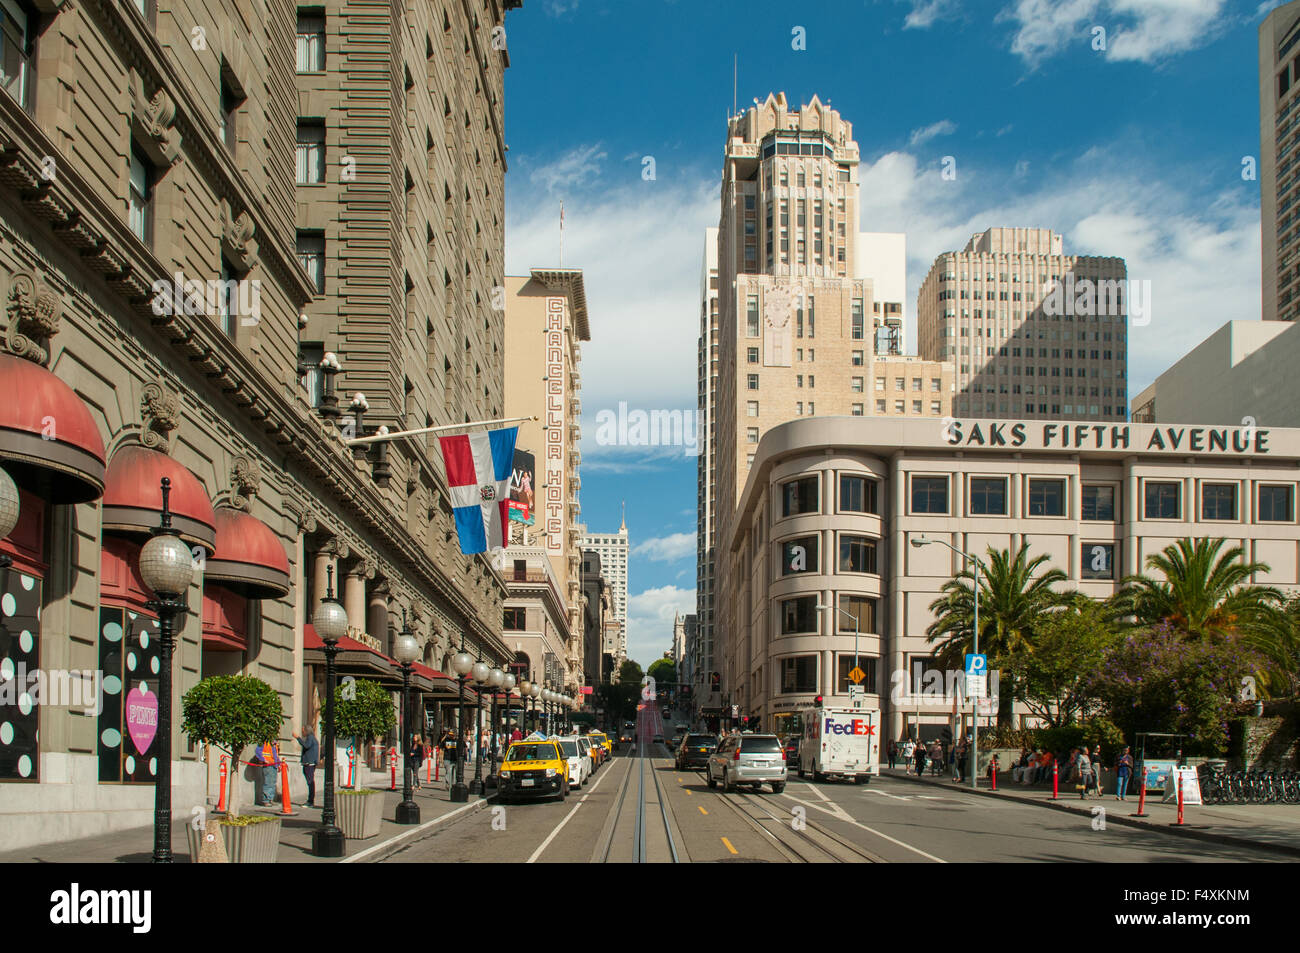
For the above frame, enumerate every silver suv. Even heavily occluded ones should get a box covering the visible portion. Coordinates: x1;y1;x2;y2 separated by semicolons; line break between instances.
706;733;786;794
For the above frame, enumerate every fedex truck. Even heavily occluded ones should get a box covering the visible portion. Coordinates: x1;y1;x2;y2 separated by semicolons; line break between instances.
798;698;879;784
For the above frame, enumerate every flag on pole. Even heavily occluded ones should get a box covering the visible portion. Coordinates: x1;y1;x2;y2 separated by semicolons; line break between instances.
437;426;519;554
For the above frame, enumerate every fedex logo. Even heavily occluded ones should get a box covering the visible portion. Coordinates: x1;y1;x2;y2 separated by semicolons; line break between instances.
825;718;875;736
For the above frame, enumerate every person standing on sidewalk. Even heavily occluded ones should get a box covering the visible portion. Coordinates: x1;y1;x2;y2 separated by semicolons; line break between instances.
1115;746;1133;800
901;737;915;773
1088;746;1103;797
913;740;927;778
887;740;897;770
1076;747;1092;799
410;734;426;791
293;725;319;807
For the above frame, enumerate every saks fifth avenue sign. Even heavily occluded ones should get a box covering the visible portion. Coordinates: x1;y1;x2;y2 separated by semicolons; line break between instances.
941;419;1271;454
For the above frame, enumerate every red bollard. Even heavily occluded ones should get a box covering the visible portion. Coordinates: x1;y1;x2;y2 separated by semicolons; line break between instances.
1132;768;1149;817
217;756;229;813
279;760;296;816
1172;772;1186;826
1051;763;1059;800
427;749;433;783
389;746;398;791
990;760;998;791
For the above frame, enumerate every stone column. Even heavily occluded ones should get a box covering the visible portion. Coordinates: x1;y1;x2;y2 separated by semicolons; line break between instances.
344;568;366;639
888;450;906;744
367;584;390;655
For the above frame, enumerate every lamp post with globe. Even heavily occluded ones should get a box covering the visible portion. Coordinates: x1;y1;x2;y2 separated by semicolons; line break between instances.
468;659;489;794
519;678;532;735
393;615;420;825
138;477;195;864
311;563;349;856
486;667;504;785
449;642;474;802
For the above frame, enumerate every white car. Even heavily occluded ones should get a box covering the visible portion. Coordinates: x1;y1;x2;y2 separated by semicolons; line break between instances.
556;736;592;787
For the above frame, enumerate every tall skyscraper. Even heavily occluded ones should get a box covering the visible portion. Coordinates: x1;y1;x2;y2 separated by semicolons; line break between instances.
916;227;1128;420
703;93;952;715
1261;1;1300;322
581;514;629;668
696;227;719;711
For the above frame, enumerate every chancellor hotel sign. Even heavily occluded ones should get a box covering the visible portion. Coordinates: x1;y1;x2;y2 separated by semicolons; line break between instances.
941;420;1272;455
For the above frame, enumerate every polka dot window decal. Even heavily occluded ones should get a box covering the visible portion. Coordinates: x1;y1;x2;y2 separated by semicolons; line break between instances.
98;606;162;783
0;560;40;781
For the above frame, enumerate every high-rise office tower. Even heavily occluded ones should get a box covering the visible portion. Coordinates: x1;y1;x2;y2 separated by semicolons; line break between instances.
916;227;1128;420
581;515;628;668
1261;2;1300;322
706;93;951;714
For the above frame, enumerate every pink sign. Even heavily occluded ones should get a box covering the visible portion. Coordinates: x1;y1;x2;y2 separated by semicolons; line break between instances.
126;685;158;755
580;686;593;695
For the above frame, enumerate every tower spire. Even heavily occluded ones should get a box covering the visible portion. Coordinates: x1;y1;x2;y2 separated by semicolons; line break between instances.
619;500;626;533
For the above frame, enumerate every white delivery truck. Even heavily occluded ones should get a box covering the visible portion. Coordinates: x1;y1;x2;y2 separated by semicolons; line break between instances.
798;697;879;784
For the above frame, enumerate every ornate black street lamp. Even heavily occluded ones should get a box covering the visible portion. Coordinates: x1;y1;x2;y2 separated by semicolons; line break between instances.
449;639;474;802
486;667;504;786
138;477;195;863
311;564;349;856
468;659;489;794
393;613;420;825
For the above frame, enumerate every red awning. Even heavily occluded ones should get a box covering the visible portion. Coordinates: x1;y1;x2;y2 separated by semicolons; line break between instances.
0;353;106;503
102;445;216;552
204;506;290;599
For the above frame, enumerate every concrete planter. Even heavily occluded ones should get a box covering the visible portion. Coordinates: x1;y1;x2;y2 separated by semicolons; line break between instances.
337;790;385;839
187;816;282;863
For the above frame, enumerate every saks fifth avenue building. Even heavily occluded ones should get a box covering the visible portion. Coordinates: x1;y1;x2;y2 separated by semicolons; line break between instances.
718;416;1300;743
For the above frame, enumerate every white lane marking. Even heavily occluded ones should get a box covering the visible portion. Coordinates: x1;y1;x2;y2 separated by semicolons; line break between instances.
832;814;949;863
526;754;623;864
866;789;912;801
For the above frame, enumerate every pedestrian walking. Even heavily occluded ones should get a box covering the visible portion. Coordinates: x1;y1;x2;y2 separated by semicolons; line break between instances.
1076;747;1092;799
953;740;967;783
410;734;426;790
293;725;318;807
1115;746;1133;800
913;739;927;778
928;740;943;776
1087;745;1103;797
901;737;915;773
249;741;280;805
887;740;897;770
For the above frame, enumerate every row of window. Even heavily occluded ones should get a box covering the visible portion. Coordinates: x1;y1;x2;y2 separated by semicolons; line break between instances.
774;654;882;696
778;533;880;578
782;474;879;517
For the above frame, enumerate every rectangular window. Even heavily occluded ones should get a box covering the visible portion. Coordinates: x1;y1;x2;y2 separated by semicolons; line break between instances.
746;401;759;417
911;476;948;514
780;595;818;634
503;607;526;630
969;477;1007;515
836;655;878;695
852;351;864;366
851;403;863;416
296;10;325;71
746;427;759;443
299;343;324;407
747;347;759;363
217;259;237;337
1081;484;1115;521
296;231;325;293
839;595;876;634
296;121;326;184
782;476;818;516
875;399;886;413
0;0;34;110
220;78;240;153
746;294;760;337
1201;483;1238;521
1028;478;1065;517
780;535;818;575
128;147;153;243
747;373;759;390
851;298;864;340
779;655;818;694
1259;484;1295;522
839;536;877;574
1081;542;1116;580
1144;481;1181;520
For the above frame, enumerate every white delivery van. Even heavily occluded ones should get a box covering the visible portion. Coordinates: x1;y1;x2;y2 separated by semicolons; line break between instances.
798;697;879;784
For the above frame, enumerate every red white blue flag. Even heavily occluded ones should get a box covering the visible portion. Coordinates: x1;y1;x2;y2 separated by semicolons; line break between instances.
437;427;519;554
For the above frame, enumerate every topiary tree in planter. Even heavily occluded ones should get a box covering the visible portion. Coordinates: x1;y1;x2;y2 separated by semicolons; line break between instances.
182;674;283;819
334;678;396;787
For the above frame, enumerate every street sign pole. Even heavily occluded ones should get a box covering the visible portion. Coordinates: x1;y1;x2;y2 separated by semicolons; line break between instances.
970;555;979;791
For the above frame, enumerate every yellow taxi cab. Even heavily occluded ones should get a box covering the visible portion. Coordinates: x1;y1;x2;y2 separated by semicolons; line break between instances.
498;737;570;803
590;731;614;759
580;734;605;769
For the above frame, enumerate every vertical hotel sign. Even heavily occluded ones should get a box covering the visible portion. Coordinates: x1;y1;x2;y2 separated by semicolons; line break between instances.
544;296;566;556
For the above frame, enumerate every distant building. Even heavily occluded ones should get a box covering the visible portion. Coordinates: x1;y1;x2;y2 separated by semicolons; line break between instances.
581;516;629;665
1260;1;1300;322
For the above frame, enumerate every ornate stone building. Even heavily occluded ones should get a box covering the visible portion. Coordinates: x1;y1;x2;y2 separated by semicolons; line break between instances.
0;0;520;850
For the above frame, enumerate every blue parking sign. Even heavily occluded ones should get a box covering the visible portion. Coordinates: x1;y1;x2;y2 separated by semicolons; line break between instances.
964;654;987;676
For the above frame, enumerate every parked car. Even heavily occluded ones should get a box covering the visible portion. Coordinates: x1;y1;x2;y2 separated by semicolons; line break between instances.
556;736;592;787
497;740;570;803
675;733;718;770
651;734;665;746
782;736;800;766
706;733;786;794
590;731;614;759
582;734;605;768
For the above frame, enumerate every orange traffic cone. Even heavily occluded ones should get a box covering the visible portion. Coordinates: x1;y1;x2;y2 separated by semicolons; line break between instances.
279;760;296;816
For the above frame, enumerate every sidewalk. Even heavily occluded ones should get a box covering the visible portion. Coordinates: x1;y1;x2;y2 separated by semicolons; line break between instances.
0;772;490;864
882;767;1300;858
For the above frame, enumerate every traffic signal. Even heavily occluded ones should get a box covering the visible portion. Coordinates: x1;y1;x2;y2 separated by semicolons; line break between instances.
709;671;720;691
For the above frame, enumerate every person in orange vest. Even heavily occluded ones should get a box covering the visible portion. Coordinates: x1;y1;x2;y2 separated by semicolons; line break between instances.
250;741;281;806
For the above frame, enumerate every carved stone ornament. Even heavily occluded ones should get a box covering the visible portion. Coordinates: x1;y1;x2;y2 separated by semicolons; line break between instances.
5;271;61;366
140;381;180;453
219;199;259;272
230;456;262;511
128;69;182;167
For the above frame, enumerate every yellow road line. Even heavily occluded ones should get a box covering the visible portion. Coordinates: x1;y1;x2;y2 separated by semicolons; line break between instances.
720;836;738;855
698;806;708;815
685;788;692;795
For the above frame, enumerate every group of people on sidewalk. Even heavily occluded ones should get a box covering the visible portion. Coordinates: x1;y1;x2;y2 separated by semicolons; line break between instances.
1008;745;1136;800
886;737;971;783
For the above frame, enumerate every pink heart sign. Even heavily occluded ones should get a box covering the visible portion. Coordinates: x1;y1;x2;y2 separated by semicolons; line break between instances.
125;685;158;755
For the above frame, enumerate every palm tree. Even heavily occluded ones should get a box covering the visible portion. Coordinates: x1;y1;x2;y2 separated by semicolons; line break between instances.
925;543;1068;724
1112;537;1295;694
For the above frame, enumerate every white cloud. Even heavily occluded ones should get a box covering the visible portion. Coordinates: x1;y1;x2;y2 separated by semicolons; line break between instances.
908;119;957;147
632;532;695;563
523;143;608;194
506;157;717;415
1002;0;1229;66
625;585;696;667
903;0;959;29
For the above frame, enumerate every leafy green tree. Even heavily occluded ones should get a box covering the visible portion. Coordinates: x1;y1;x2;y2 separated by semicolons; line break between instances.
1006;597;1118;727
926;543;1068;724
182;674;283;817
1112;537;1295;694
335;679;396;785
646;657;676;697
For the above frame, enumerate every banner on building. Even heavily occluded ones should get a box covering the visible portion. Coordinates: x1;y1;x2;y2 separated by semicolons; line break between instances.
508;448;536;524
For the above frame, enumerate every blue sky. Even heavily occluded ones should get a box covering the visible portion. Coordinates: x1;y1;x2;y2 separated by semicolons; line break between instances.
502;0;1279;667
